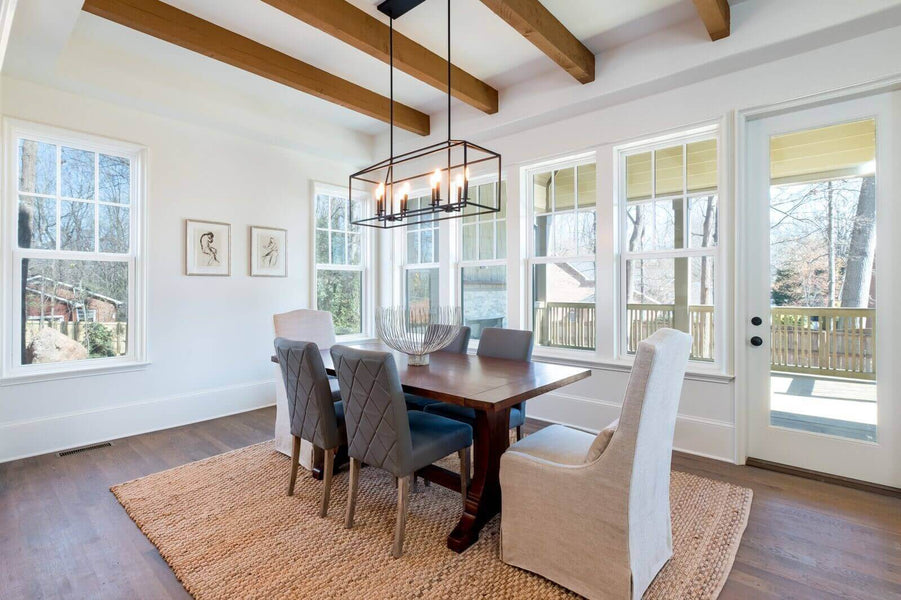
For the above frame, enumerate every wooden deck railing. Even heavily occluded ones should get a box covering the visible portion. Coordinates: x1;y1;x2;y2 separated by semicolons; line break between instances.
770;307;875;380
537;302;876;380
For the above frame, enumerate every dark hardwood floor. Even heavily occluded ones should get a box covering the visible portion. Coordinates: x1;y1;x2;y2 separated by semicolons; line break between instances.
1;408;898;599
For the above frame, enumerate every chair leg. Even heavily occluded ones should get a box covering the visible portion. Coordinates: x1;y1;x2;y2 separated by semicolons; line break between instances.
345;457;361;529
319;448;335;518
515;425;523;441
458;447;470;508
392;475;411;558
288;436;300;496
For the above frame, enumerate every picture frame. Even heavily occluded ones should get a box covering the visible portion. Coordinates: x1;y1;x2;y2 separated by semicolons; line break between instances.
250;225;287;277
185;219;231;276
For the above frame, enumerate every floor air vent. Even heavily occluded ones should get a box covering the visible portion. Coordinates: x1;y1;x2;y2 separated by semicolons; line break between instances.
58;442;113;457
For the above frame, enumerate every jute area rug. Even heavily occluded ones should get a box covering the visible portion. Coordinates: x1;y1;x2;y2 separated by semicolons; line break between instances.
112;441;752;600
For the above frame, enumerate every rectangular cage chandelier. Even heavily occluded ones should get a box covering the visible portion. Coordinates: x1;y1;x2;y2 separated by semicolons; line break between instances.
349;0;502;229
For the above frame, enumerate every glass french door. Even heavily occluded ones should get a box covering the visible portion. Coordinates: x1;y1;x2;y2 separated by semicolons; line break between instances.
745;92;899;487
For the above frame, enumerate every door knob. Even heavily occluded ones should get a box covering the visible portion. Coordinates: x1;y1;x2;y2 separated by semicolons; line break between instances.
751;316;763;326
750;336;763;347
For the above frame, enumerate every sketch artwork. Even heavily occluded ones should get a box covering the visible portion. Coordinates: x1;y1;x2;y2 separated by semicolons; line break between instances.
250;226;287;277
186;219;231;276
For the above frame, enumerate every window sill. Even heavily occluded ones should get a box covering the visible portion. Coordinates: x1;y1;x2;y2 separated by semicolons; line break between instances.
530;350;734;384
0;360;151;386
335;334;379;345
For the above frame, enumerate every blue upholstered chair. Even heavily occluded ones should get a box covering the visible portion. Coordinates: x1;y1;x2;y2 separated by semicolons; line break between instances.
423;327;533;440
331;345;472;558
404;326;472;411
274;338;346;517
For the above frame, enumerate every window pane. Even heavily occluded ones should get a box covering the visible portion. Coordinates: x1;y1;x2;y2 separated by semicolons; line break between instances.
498;182;507;218
687;139;717;193
331;231;346;264
22;258;128;364
463;195;479;223
407;231;419;264
653;200;681;250
60;147;95;200
99;155;130;204
330;196;347;230
497;220;507;259
316;269;362;335
421;229;434;264
689;195;718;248
532;261;596;350
406;268;439;313
626;152;652;201
690;257;715;361
578;210;596;255
60;200;95;252
577;163;596;208
553;212;578;256
478;183;496;217
554;167;575;211
625;257;715;359
315;229;329;264
315;195;329;229
462;266;507;340
348;233;362;265
625;204;651;253
462;223;477;261
533;171;552;214
478;222;495;260
99;205;129;253
350;198;363;231
534;214;553;257
407;196;421;229
655;145;683;196
18;139;56;195
18;196;57;250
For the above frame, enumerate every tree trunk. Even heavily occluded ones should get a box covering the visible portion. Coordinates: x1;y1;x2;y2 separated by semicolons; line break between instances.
839;175;876;308
699;196;715;304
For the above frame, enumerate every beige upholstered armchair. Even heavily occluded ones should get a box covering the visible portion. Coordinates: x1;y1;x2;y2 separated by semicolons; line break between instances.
500;329;691;600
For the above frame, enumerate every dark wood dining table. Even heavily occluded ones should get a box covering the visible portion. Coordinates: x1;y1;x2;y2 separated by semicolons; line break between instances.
272;342;591;552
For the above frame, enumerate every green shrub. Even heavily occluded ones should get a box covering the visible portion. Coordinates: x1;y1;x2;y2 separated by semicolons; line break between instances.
84;322;116;358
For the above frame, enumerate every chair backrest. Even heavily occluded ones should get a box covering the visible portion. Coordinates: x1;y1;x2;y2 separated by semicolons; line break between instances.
594;328;690;589
330;345;413;478
274;338;342;450
477;327;533;361
432;325;471;354
273;309;336;349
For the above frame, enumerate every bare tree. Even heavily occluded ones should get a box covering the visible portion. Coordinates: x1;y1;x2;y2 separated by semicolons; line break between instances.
839;175;876;308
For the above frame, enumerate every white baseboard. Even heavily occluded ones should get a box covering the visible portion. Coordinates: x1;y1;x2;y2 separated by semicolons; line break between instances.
527;391;736;463
0;380;276;463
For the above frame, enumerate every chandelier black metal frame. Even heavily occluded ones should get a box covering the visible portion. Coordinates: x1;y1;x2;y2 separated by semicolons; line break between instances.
349;0;502;229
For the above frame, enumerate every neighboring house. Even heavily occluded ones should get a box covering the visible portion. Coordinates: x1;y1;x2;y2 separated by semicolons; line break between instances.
24;275;121;323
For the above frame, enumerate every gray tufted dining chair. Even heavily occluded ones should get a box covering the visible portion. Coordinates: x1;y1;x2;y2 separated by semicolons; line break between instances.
424;327;533;439
275;338;346;518
330;345;473;558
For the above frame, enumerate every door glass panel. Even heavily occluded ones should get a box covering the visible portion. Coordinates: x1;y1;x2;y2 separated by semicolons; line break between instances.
768;119;877;441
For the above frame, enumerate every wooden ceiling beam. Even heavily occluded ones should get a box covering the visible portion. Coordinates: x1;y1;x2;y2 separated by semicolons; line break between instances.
262;0;499;114
479;0;595;84
692;0;730;41
82;0;431;135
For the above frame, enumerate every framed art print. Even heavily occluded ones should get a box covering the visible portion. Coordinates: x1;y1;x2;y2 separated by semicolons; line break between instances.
250;226;287;277
185;219;231;276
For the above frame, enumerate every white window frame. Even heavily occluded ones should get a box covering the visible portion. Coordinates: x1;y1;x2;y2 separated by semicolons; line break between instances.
456;176;507;348
524;152;599;360
1;118;148;382
615;124;725;368
311;182;373;341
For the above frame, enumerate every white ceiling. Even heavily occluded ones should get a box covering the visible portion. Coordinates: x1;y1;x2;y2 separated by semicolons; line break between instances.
2;0;706;138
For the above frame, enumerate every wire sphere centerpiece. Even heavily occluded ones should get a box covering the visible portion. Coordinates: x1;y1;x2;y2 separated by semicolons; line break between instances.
376;306;462;366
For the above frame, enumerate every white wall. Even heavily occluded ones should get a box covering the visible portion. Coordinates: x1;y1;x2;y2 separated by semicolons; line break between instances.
0;77;370;462
380;19;901;463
